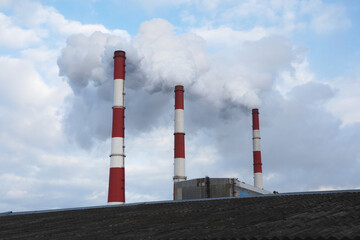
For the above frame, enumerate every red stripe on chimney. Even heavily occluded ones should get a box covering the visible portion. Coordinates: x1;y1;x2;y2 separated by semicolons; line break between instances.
113;51;126;79
112;108;124;138
175;85;184;109
107;168;125;202
174;133;185;158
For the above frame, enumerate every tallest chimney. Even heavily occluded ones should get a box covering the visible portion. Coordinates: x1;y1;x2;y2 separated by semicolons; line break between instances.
252;108;263;189
108;50;126;204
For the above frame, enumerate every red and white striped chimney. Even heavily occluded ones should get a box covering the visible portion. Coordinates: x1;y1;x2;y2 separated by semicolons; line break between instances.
108;50;126;204
252;108;263;189
174;85;186;188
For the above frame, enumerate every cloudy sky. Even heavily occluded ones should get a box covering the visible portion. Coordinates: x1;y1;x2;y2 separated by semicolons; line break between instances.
1;0;360;212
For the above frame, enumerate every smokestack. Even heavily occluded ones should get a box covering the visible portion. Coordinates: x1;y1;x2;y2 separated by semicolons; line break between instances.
173;85;186;193
108;50;126;204
252;108;263;189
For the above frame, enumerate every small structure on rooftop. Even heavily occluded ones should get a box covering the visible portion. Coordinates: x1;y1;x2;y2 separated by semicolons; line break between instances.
174;177;271;200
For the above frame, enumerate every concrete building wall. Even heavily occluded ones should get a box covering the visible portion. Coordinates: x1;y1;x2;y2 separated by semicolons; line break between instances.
174;177;271;200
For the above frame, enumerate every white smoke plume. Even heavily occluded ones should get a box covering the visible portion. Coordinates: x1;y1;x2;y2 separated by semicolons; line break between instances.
58;18;303;148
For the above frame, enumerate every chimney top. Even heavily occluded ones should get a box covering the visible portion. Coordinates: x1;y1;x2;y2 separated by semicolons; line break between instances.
175;85;184;92
114;50;126;58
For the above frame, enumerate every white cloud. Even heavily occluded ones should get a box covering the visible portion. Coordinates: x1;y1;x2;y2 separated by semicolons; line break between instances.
46;11;118;37
126;191;160;203
0;55;69;152
192;26;273;50
223;0;282;23
195;0;222;11
6;189;29;199
192;0;350;36
0;13;40;48
0;57;49;104
180;10;196;25
276;59;314;96
8;1;131;41
327;76;360;127
134;0;191;10
126;126;173;178
0;0;11;8
310;185;360;192
300;0;351;34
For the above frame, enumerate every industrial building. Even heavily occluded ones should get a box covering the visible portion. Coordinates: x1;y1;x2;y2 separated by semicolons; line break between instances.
174;177;271;200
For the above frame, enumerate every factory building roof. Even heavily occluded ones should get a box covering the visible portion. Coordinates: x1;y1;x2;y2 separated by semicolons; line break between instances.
1;190;360;239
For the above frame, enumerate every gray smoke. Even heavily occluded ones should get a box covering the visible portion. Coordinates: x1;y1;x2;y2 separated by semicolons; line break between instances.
58;18;303;148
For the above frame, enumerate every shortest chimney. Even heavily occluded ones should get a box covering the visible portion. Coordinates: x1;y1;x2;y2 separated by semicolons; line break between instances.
252;108;263;189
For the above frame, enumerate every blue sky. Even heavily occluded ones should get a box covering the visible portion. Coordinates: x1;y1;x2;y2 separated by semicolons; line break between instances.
1;0;360;212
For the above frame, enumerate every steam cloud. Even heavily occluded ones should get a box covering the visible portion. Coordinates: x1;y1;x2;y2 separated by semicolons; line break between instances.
58;18;303;148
